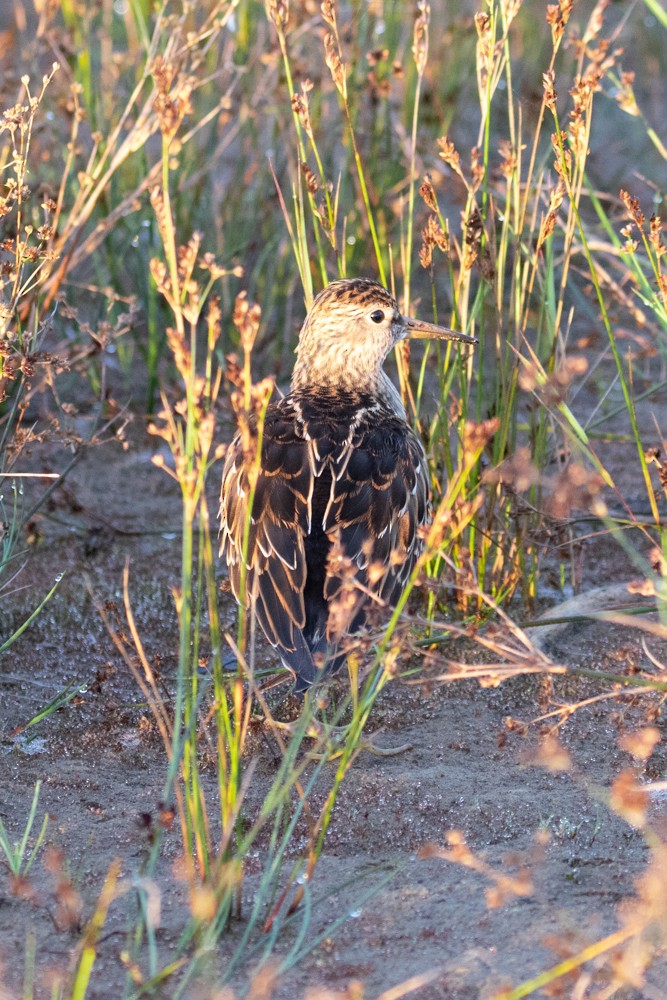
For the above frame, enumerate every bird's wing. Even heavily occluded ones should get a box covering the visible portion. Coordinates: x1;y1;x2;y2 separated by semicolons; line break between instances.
219;401;313;659
322;414;430;639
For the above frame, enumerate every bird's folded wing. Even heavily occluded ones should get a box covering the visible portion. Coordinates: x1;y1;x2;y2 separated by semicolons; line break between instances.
219;409;311;654
323;417;430;619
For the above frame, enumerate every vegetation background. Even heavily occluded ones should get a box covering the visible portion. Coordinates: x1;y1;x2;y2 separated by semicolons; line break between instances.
0;0;666;997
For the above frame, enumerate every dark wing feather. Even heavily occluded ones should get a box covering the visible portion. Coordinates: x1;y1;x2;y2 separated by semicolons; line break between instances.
219;399;318;685
323;415;430;623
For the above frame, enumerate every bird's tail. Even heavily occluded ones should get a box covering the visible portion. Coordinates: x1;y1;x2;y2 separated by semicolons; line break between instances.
280;632;351;694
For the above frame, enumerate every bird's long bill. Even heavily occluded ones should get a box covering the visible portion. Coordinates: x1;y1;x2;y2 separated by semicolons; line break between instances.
405;316;477;345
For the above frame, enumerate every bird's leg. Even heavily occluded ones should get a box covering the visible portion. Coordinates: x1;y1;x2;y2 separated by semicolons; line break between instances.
349;653;413;754
303;719;412;759
271;717;412;757
305;664;412;757
358;733;413;756
259;669;412;758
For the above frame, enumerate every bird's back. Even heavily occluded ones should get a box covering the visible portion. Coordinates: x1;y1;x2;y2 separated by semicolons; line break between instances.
220;387;429;689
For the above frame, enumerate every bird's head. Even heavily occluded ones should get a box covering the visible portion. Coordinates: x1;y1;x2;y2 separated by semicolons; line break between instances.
292;278;475;399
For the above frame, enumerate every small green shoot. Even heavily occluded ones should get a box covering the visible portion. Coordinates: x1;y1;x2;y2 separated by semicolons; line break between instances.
0;781;49;880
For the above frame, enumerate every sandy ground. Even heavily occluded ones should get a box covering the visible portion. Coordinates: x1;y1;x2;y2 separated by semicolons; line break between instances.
1;381;667;1000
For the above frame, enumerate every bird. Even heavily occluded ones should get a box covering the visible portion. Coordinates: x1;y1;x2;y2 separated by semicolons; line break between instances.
219;278;476;693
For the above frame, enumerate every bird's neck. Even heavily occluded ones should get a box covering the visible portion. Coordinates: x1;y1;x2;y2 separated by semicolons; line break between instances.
375;370;406;418
290;366;405;419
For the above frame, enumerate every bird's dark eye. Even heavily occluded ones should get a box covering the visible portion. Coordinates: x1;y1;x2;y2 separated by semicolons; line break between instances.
370;309;385;323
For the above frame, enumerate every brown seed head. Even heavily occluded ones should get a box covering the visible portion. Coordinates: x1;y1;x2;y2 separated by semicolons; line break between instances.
412;1;430;76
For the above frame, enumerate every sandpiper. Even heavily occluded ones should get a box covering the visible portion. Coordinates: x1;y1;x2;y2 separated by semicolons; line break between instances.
220;278;476;691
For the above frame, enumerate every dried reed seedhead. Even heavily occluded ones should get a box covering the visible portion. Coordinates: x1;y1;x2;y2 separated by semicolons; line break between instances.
500;0;524;25
542;69;557;112
267;0;290;30
451;495;484;543
224;354;243;389
498;139;517;179
423;503;455;551
320;0;336;28
519;354;588;405
649;215;666;259
545;462;606;520
581;0;608;47
44;846;84;931
200;253;243;283
487;446;606;523
620;194;667;310
315;200;336;245
419;174;438;212
149;188;169;259
1;103;29;134
474;12;493;77
323;32;347;100
619;726;661;762
291;79;314;139
412;1;430;76
648;544;667;577
0;69;60;342
227;373;275;475
470;146;484;194
421;828;472;864
149;226;207;325
537;178;566;249
619;842;667;969
531;733;572;772
463;418;500;460
366;49;393;100
325;533;366;644
227;291;273;461
619;225;639;256
366;48;388;68
616;71;640;117
610;770;648;829
165;326;192;390
485;447;540;493
9;873;38;906
320;0;347;100
8;14;238;327
546;1;573;46
437;136;462;178
233;290;262;355
551;129;572;179
567;68;604;158
419;214;449;269
462;205;485;273
301;162;319;195
148;221;231;491
151;55;194;142
620;189;646;231
645;449;667;499
0;63;112;467
504;715;529;738
420;830;533;910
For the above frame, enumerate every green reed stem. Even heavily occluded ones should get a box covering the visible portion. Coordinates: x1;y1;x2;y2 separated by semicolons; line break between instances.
551;121;660;526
